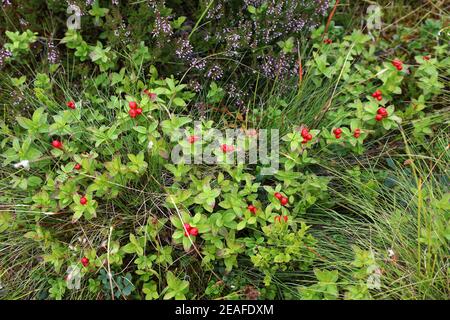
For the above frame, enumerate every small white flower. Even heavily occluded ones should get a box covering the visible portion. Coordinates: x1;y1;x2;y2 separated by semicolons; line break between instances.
78;236;88;245
147;141;154;150
388;248;395;257
13;160;30;170
100;240;107;249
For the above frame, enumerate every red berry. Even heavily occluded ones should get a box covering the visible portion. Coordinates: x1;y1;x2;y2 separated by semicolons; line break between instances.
67;101;75;109
372;90;382;98
74;163;81;170
221;144;234;153
52;140;63;149
283;216;288;222
353;128;361;138
129;109;137;118
375;114;383;121
274;192;283;200
183;224;192;236
306;133;313;141
136;108;143;115
302;138;308;144
189;227;199;236
335;133;341;139
333;128;342;135
80;196;87;205
376;95;382;101
247;204;257;214
396;65;403;71
129;101;137;109
188;135;199;144
423;55;430;61
377;107;388;116
81;257;89;267
392;59;402;67
280;197;288;206
301;128;309;138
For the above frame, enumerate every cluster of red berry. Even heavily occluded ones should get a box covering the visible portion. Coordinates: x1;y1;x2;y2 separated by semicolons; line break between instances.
128;101;143;118
333;128;342;139
188;135;200;144
375;107;388;121
274;215;288;223
333;127;361;139
274;192;288;206
301;128;313;144
183;223;199;237
392;59;403;71
81;257;89;267
372;89;383;101
67;101;76;109
221;144;235;153
247;204;257;215
323;38;332;44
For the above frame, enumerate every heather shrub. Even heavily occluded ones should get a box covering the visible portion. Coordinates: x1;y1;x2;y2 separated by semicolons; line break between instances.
1;0;330;109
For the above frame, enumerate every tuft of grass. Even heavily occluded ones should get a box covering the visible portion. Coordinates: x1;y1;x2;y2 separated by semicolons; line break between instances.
302;129;449;299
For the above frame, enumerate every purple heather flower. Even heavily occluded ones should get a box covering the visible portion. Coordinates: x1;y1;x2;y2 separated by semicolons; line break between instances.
0;48;12;68
207;2;224;20
176;38;193;60
190;58;206;71
315;0;330;16
188;80;201;93
47;41;60;64
206;65;223;80
152;11;173;37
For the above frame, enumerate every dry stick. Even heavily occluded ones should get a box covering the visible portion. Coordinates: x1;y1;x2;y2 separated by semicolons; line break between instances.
381;1;430;32
296;40;303;89
323;0;340;37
